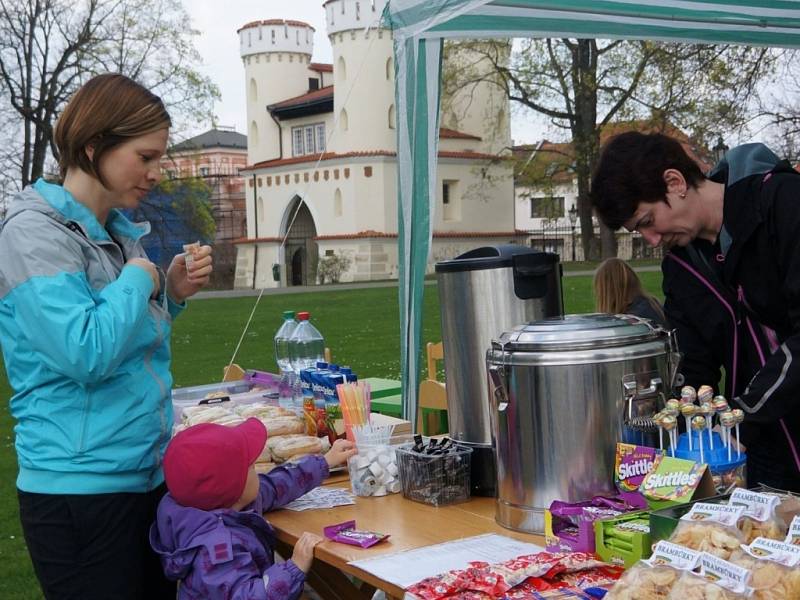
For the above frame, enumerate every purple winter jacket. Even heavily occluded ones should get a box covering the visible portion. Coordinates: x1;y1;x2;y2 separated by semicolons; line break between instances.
149;455;329;600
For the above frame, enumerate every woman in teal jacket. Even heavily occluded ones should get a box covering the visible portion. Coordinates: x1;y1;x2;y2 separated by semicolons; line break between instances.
0;74;213;599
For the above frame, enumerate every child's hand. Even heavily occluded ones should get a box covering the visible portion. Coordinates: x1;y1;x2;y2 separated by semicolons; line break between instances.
324;438;358;468
291;532;322;573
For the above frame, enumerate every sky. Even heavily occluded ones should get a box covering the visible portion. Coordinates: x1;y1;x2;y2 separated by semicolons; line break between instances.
188;0;546;145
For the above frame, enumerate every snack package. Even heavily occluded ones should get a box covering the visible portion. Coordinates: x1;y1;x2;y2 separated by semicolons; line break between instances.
786;515;800;546
729;488;787;543
668;502;745;559
729;537;800;600
323;520;389;548
605;540;700;600
667;552;753;599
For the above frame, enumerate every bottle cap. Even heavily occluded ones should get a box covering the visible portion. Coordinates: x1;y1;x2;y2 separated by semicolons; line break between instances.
297;311;310;320
282;310;295;320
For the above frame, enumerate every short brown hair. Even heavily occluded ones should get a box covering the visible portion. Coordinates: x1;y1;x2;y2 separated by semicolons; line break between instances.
54;73;171;183
590;132;706;230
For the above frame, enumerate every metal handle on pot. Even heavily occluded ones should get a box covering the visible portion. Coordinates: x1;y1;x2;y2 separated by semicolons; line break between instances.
488;364;510;413
623;375;664;432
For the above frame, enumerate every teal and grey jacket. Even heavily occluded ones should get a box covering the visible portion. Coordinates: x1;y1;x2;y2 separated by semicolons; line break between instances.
0;179;183;494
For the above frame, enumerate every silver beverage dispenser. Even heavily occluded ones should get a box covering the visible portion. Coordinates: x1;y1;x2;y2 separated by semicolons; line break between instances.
434;245;563;496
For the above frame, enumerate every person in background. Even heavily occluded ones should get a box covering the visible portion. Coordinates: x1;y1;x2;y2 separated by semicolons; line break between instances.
0;73;213;598
590;130;800;491
593;257;668;327
150;419;357;599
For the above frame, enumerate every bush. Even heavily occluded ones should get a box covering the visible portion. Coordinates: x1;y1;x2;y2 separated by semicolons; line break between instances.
317;253;352;284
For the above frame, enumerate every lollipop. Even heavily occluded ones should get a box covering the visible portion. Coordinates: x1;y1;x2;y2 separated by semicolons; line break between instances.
711;395;729;413
731;408;745;458
661;414;678;457
699;402;715;450
653;411;666;452
720;410;736;461
680;403;697;451
692;415;707;464
666;398;681;413
680;386;697;405
697;384;714;404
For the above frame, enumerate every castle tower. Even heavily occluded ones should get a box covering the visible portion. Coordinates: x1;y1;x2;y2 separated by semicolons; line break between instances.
324;0;395;153
239;19;316;164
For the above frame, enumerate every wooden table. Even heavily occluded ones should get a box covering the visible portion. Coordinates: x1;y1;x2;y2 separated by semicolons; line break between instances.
267;475;545;600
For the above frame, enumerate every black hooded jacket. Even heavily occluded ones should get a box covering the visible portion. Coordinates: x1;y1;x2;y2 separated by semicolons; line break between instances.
662;144;800;491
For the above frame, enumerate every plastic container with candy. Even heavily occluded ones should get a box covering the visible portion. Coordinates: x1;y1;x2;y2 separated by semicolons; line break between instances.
674;429;746;494
395;438;472;506
347;443;401;497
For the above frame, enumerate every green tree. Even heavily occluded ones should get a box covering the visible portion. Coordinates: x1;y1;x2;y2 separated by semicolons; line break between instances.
444;39;775;258
0;0;220;188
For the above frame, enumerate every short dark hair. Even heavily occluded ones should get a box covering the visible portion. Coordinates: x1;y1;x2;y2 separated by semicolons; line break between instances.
590;132;706;230
54;73;171;184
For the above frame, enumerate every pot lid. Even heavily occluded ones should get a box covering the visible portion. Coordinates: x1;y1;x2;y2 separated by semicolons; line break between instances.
495;313;664;352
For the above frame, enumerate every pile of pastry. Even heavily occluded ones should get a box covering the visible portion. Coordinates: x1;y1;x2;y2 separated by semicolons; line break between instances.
178;401;327;473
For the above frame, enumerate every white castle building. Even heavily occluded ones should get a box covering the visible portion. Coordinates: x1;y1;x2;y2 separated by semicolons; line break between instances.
233;1;520;289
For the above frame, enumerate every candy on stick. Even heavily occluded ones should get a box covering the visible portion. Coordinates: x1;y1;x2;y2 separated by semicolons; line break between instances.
680;386;697;405
691;415;707;464
654;411;666;451
680;403;697;451
720;410;736;462
697;384;714;404
666;398;681;413
661;414;677;458
700;402;714;450
731;408;744;459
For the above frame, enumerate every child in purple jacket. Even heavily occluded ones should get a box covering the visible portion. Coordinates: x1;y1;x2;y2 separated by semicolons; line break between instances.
149;417;357;599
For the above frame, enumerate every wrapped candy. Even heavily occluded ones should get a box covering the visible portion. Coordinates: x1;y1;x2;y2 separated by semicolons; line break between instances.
699;402;715;450
660;414;678;457
731;408;745;458
697;384;714;404
680;386;697;405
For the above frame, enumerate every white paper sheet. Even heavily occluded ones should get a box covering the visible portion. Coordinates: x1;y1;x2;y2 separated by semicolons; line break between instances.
348;533;544;589
283;486;355;511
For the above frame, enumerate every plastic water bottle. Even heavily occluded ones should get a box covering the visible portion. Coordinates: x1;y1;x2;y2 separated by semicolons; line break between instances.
289;312;325;374
289;312;325;412
274;311;297;408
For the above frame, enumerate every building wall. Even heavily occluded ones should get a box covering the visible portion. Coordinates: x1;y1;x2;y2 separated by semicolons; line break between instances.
240;21;315;165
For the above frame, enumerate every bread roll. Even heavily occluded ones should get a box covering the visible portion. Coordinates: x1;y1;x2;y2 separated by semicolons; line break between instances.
270;435;324;461
234;403;295;419
260;415;305;437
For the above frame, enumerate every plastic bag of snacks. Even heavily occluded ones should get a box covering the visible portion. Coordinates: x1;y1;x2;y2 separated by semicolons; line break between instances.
728;536;800;600
605;541;700;600
786;515;800;545
668;502;745;560
667;552;753;600
729;488;787;543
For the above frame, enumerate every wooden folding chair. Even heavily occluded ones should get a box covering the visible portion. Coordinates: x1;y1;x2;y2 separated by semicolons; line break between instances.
417;342;448;435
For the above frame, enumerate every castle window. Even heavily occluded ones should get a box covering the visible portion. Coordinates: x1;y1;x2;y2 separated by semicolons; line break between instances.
259;27;262;40
356;2;361;19
296;30;300;45
530;196;565;219
199;166;210;177
271;29;275;44
291;123;327;156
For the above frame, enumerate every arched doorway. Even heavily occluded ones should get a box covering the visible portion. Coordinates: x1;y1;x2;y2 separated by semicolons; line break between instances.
281;196;318;286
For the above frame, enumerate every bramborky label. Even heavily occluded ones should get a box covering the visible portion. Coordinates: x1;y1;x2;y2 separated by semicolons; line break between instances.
645;540;701;570
742;537;800;567
786;515;800;546
698;552;752;593
729;489;779;522
680;502;745;527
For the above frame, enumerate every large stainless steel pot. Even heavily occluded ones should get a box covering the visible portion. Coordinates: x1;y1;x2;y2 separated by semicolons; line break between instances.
436;246;563;496
486;314;680;534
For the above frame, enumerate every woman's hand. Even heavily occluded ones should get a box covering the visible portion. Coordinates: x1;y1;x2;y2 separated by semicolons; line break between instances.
291;532;323;573
166;244;213;304
324;438;358;469
126;257;160;298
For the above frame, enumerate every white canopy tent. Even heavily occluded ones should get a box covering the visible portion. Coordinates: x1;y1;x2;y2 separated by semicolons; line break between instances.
383;0;800;426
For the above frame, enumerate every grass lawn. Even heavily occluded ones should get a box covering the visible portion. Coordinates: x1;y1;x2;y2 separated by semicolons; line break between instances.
0;271;664;598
